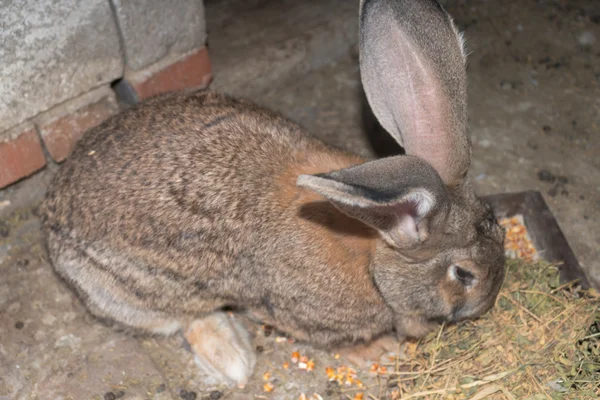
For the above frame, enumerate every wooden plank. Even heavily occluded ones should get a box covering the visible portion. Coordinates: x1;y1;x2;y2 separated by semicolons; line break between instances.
483;191;590;289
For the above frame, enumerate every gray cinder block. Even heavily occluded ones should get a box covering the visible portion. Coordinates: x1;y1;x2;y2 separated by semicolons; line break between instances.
0;0;123;133
110;0;207;71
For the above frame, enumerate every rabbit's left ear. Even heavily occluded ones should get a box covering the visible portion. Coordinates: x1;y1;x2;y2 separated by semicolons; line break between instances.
359;0;470;187
297;155;449;248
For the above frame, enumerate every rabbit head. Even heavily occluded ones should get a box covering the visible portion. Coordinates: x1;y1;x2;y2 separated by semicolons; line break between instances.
299;0;505;339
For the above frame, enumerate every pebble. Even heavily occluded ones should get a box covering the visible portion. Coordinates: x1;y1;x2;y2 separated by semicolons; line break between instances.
263;325;274;337
500;81;514;90
577;31;596;46
62;312;77;322
537;169;556;182
179;389;197;400
16;258;29;267
0;199;11;211
7;302;21;314
42;314;57;326
55;333;81;349
209;391;223;400
0;221;9;238
103;392;124;400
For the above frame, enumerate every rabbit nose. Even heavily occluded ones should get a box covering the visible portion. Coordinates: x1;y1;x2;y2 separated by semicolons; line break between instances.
468;296;496;319
451;295;494;322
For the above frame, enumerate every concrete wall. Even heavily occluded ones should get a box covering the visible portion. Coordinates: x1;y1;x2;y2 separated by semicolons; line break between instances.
0;0;212;188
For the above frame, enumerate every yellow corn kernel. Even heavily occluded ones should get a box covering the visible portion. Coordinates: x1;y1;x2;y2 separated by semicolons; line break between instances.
291;351;300;363
263;382;274;392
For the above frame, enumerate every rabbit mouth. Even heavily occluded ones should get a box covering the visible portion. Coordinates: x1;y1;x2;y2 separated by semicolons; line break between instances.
451;297;496;322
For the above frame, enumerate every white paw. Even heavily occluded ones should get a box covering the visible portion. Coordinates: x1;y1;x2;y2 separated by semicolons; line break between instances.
185;313;256;386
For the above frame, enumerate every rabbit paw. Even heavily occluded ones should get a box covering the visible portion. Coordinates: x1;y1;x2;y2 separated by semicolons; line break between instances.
338;335;400;368
184;312;256;387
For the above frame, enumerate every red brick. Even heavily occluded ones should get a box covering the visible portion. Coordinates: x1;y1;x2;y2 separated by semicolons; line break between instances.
37;89;119;162
0;124;46;188
128;47;213;100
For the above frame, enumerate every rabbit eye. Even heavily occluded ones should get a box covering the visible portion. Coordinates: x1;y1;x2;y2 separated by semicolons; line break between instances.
450;265;476;287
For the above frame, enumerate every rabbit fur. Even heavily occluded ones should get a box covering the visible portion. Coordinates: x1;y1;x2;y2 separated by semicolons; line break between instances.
41;0;506;386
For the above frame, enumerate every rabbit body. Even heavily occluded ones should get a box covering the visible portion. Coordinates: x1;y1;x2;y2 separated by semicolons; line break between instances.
41;0;507;386
41;91;395;346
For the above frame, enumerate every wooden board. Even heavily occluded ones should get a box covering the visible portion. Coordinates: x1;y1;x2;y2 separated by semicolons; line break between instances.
483;190;591;289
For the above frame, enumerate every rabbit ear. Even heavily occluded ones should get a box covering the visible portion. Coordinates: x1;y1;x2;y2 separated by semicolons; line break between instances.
359;0;470;186
297;156;448;247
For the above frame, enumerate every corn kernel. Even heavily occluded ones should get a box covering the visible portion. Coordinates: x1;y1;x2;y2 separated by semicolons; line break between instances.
263;382;274;392
325;367;335;379
291;351;300;363
298;355;309;369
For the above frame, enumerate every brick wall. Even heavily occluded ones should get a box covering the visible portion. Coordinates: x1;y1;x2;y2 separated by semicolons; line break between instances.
0;0;212;189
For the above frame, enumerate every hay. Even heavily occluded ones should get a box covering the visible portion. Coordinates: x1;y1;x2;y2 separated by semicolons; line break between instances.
382;259;600;400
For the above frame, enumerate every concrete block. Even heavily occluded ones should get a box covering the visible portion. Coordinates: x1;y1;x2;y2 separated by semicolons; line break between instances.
0;123;46;189
0;0;123;133
36;86;119;162
111;0;207;70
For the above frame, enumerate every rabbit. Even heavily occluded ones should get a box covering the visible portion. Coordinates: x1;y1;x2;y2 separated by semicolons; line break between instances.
40;0;505;387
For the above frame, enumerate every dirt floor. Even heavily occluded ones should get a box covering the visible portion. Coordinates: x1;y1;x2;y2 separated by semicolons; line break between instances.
0;0;598;399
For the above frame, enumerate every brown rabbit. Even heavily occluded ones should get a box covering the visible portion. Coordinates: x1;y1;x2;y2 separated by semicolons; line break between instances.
40;0;505;386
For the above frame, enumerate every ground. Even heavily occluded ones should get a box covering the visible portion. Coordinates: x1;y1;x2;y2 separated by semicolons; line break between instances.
0;0;598;399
